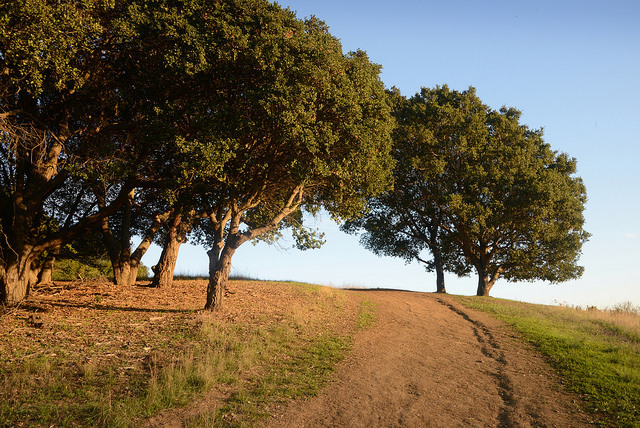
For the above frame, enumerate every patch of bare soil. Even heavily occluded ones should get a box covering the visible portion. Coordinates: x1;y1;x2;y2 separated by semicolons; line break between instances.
1;279;344;375
268;290;593;427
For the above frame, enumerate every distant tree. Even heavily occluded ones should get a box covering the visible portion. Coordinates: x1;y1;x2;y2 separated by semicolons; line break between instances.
343;89;469;293
352;85;589;297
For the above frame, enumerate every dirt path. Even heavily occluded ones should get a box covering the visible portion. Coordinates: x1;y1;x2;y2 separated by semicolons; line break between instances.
268;290;591;427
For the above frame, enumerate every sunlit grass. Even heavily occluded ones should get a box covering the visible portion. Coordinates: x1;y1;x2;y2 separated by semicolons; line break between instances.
455;296;640;426
1;281;366;427
357;299;377;329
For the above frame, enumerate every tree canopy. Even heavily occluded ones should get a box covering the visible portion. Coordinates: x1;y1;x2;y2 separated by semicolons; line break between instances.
346;85;589;296
0;0;394;307
1;0;588;306
157;2;396;309
1;0;137;304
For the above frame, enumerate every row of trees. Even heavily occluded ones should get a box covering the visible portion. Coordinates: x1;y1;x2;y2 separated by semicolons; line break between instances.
0;0;394;308
1;0;588;308
344;86;589;296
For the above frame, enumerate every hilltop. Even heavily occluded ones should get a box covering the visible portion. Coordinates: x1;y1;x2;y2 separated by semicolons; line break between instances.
1;279;622;426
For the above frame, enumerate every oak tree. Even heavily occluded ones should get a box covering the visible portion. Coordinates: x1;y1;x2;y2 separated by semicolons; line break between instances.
352;85;589;296
156;2;395;310
0;0;195;303
0;0;139;304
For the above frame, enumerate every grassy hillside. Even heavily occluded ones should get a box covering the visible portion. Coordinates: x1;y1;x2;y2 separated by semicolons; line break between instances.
456;296;640;426
4;279;638;427
0;280;371;427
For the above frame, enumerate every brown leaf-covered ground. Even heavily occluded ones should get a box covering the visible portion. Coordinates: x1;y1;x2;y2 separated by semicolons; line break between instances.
1;280;592;427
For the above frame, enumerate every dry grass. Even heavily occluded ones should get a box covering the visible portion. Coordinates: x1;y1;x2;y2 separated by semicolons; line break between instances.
0;280;363;427
598;302;640;334
560;301;640;343
457;296;640;426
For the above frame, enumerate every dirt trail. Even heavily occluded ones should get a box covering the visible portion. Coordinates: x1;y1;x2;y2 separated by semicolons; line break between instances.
268;290;591;427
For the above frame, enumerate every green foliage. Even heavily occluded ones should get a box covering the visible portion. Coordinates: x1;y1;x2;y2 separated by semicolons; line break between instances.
0;0;108;96
52;257;149;281
2;0;394;299
137;263;150;280
52;258;110;281
177;2;395;216
350;85;589;296
456;296;640;426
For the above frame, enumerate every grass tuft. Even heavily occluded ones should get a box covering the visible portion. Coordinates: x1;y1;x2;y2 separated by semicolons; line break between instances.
357;299;377;329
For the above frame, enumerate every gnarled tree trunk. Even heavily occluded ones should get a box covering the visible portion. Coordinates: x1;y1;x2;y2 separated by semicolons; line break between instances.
205;233;247;311
152;235;182;287
151;213;190;287
204;186;304;311
205;246;235;311
475;265;502;296
0;254;34;306
111;244;152;286
112;260;132;286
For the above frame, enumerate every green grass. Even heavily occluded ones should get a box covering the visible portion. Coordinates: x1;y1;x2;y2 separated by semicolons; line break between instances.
357;299;377;329
186;283;363;427
454;296;640;426
199;331;350;427
1;281;367;427
0;318;194;427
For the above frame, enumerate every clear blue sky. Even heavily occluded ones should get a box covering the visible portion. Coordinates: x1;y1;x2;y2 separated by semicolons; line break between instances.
143;0;640;308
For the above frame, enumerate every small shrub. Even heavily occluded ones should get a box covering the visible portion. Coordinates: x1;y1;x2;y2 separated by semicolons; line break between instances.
137;264;150;280
610;301;640;315
52;259;108;281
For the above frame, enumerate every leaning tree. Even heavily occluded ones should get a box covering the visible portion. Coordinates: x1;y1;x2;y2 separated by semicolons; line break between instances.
0;0;203;303
150;2;396;310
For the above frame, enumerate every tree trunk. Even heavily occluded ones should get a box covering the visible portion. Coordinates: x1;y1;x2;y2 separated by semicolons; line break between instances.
476;273;492;296
37;256;54;285
113;256;148;286
27;263;39;289
151;212;191;287
0;254;34;306
205;235;243;311
205;247;236;311
433;249;446;293
152;236;182;287
98;189;136;286
112;261;132;286
128;260;140;285
37;248;58;285
203;185;304;311
476;265;501;296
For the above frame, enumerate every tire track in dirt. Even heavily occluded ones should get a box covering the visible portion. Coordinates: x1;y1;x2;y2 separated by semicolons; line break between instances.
434;297;518;427
268;290;591;427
